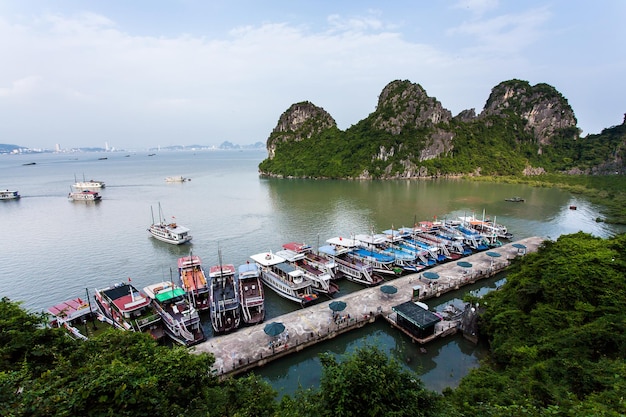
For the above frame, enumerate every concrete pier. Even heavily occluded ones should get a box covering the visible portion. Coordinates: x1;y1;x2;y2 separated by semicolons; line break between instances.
192;237;544;377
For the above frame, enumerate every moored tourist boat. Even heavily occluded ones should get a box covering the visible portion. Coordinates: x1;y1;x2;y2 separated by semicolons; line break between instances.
178;254;210;311
238;262;265;325
68;189;102;201
250;252;319;305
353;233;401;275
208;262;241;334
47;293;106;340
94;281;164;340
142;281;205;346
276;242;340;296
318;237;384;287
0;189;20;200
459;211;512;240
147;203;192;245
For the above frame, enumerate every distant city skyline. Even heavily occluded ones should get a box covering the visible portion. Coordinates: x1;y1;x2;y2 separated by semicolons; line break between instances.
1;1;625;150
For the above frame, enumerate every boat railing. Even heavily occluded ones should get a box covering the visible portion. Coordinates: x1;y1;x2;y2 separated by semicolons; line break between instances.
135;313;161;329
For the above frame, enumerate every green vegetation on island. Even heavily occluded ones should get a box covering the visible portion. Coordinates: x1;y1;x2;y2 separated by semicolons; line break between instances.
2;232;624;416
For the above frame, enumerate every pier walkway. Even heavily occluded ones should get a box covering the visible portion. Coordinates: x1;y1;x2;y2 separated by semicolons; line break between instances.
192;236;544;377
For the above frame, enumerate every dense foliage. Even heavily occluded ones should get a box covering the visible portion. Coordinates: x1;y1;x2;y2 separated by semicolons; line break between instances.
445;232;626;416
278;345;445;417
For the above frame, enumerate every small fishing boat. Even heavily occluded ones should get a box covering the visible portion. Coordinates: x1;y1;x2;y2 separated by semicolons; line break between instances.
142;281;205;346
165;176;190;182
47;292;106;340
505;196;525;202
0;190;20;200
68;190;102;201
208;262;241;334
178;254;210;311
94;281;164;340
238;262;265;325
250;252;319;305
147;203;192;245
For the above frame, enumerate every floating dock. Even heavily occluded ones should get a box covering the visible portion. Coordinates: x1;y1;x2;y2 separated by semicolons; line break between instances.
192;237;544;377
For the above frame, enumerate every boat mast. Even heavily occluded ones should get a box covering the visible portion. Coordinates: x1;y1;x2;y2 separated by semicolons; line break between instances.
85;287;97;330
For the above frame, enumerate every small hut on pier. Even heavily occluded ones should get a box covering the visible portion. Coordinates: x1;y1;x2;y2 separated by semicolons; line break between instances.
392;301;441;339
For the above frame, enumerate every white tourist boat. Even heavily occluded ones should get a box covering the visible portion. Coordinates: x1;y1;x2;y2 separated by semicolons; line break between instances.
250;252;319;305
72;174;105;189
147;203;192;245
68;190;102;201
142;281;205;346
318;237;384;287
276;242;340;296
0;189;20;200
165;176;190;182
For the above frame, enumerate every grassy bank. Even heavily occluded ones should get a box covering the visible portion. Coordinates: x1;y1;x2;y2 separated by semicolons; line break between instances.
468;174;626;225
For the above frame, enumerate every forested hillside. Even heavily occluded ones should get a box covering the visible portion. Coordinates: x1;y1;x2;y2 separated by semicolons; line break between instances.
259;79;625;179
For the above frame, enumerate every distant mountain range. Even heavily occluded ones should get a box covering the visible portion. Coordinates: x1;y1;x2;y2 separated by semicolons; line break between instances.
0;141;266;154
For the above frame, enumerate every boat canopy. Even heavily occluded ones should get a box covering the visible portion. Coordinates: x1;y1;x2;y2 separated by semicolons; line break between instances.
155;287;186;303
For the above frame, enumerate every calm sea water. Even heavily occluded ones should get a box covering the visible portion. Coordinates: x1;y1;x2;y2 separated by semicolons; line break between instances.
1;150;623;395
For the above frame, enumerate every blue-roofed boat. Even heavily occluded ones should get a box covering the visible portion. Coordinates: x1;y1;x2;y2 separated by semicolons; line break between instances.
354;233;402;275
454;225;490;251
319;237;384;287
250;252;319;305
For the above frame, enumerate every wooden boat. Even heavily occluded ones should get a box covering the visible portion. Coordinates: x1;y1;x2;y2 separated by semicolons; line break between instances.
143;281;205;346
276;242;340;296
147;203;192;245
68;190;102;201
250;252;319;305
94;281;164;340
178;254;210;311
238;262;265;325
47;292;107;340
208;262;241;334
0;190;20;200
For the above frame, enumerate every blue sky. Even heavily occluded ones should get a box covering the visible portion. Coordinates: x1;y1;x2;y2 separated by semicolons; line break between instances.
1;1;624;150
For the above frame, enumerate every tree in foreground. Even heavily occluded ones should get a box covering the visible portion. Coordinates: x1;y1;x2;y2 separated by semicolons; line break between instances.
279;344;444;417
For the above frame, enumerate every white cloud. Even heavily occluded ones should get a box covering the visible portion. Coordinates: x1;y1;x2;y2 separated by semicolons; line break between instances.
0;3;622;148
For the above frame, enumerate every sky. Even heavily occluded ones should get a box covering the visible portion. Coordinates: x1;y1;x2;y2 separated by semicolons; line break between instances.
1;1;624;151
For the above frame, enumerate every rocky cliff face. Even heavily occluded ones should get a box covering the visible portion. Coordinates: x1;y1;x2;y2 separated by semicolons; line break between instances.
263;79;589;177
480;80;578;146
265;101;336;159
372;80;452;132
